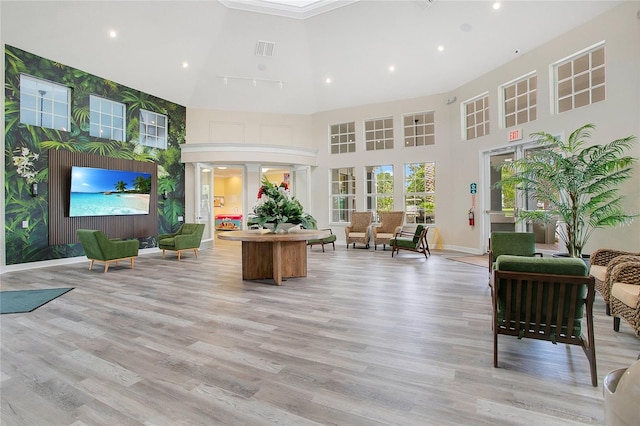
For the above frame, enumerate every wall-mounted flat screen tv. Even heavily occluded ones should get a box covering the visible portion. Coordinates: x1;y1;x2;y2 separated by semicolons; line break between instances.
69;166;152;217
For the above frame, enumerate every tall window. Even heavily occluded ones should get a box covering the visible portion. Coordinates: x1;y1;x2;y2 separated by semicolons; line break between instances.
403;111;435;147
554;43;605;113
330;122;356;154
463;93;490;140
404;162;436;224
365;116;393;151
139;109;167;149
502;73;537;128
19;74;70;131
90;95;126;141
366;165;394;221
330;167;356;223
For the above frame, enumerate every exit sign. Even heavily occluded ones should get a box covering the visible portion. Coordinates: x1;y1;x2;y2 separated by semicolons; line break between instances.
509;128;523;142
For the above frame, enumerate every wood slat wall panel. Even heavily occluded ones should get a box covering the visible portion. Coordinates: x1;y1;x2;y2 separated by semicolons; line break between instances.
49;150;158;245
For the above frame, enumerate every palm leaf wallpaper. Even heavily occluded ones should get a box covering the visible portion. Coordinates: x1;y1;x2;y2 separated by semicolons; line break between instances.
4;45;186;265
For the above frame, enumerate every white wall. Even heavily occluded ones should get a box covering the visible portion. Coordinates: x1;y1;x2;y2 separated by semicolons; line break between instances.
443;1;640;254
186;2;640;254
186;108;313;147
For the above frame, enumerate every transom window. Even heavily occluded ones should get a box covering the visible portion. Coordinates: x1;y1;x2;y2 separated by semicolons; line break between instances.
19;74;70;131
139;109;167;149
404;162;436;224
366;165;394;221
365;117;393;151
554;43;605;113
330;122;356;154
403;111;435;147
463;93;490;140
90;95;126;141
330;167;356;223
502;73;537;128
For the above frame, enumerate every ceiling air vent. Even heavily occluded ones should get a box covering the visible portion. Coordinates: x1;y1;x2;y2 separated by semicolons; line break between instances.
255;40;276;57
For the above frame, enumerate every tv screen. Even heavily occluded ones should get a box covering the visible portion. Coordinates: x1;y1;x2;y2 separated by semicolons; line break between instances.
69;166;152;217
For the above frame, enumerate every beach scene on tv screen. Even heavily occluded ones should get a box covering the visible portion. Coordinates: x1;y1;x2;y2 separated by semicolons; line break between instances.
70;166;152;217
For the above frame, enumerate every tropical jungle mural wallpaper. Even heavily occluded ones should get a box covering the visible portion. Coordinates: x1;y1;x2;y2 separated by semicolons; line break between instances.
4;45;186;265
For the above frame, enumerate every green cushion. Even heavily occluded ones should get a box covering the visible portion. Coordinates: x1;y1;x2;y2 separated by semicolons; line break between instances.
496;255;587;276
390;238;416;248
413;225;424;243
308;234;336;245
491;232;536;258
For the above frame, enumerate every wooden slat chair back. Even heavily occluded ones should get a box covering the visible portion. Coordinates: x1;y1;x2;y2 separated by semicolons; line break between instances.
492;255;597;386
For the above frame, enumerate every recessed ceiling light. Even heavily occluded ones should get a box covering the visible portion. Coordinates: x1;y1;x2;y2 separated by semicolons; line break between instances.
389;65;395;72
182;62;189;68
493;2;501;10
437;45;445;52
325;77;332;84
108;30;117;38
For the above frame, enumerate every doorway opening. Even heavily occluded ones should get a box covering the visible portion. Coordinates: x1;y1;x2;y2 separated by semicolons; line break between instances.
483;144;559;254
212;166;244;233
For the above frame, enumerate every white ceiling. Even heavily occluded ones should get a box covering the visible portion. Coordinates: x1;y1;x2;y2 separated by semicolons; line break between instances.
0;1;623;115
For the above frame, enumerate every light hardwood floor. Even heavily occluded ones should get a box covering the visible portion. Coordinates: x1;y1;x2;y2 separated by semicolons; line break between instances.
1;240;638;425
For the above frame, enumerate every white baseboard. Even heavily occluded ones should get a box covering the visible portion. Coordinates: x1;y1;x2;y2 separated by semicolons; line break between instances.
0;247;163;275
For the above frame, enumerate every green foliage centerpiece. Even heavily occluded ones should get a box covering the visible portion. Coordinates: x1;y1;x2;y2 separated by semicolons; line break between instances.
496;123;637;258
248;178;317;232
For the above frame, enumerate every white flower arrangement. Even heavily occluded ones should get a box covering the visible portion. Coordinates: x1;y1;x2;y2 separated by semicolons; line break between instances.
12;147;39;184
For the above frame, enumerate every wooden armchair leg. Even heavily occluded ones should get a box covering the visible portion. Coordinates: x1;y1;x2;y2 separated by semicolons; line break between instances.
89;259;94;270
614;316;621;332
130;258;135;269
104;261;110;273
193;248;198;258
493;331;498;368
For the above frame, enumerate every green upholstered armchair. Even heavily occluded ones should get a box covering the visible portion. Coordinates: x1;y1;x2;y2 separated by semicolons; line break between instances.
307;228;337;252
158;223;205;261
492;255;597;386
76;229;139;273
389;225;430;259
488;232;542;275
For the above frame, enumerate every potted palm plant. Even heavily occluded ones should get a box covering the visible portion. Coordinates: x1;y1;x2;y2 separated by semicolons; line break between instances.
496;123;637;258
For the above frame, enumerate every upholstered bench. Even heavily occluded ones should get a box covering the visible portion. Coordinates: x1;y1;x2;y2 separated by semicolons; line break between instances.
307;229;337;252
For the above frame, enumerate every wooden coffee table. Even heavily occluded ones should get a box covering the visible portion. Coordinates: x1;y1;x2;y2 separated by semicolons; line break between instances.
217;229;326;285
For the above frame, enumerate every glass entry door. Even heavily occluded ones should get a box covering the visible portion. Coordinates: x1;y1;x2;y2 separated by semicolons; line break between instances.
486;149;519;239
195;163;213;245
483;143;557;253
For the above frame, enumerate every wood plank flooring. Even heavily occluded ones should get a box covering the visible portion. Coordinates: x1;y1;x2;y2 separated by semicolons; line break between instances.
1;240;639;425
